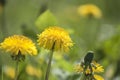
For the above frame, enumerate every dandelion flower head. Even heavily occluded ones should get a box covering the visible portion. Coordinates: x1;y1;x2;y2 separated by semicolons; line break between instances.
94;74;104;80
3;66;15;79
37;26;73;52
26;65;42;78
74;61;104;74
77;4;102;18
0;35;37;56
74;61;104;80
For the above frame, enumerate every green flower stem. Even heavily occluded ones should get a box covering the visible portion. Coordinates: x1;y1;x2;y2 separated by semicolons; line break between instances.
45;50;54;80
15;60;19;80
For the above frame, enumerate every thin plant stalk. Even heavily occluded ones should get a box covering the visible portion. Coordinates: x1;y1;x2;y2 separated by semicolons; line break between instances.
15;60;19;80
17;64;26;80
45;50;54;80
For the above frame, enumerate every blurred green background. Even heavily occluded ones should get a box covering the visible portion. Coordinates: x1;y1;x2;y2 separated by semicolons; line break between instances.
0;0;120;80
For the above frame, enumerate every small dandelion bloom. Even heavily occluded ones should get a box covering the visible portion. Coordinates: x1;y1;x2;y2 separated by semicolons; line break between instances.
26;65;42;78
74;64;83;73
0;35;37;56
92;61;104;73
37;27;73;52
77;4;102;18
3;66;15;79
94;74;104;80
74;61;104;74
74;61;104;80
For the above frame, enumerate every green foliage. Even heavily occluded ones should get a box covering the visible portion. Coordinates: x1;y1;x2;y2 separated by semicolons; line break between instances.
103;32;120;61
55;59;73;72
35;10;58;31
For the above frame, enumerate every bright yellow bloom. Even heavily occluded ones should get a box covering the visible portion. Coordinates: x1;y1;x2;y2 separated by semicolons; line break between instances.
74;64;83;73
77;4;102;18
85;67;91;74
74;61;104;80
0;35;37;55
94;74;104;80
92;61;104;73
37;27;73;52
26;65;42;78
74;61;104;74
4;66;15;79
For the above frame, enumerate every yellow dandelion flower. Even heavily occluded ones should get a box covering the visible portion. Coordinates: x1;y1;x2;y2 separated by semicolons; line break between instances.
94;74;104;80
26;65;42;78
77;4;102;18
92;61;104;73
74;62;104;80
0;35;37;56
74;64;92;74
74;61;104;74
4;66;15;79
37;27;73;52
74;64;83;73
74;52;104;80
85;67;91;74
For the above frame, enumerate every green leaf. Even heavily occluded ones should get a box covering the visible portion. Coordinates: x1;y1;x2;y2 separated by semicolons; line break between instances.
35;10;58;31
